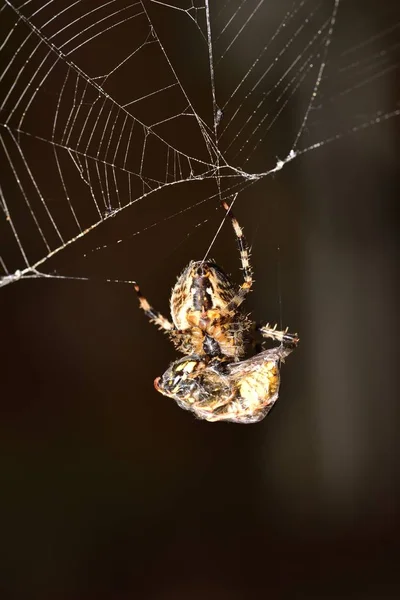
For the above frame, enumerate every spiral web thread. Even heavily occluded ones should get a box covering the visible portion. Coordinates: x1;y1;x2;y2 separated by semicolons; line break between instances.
0;0;399;287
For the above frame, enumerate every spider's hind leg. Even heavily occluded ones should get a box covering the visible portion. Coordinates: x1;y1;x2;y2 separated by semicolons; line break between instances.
221;200;254;311
134;283;174;331
258;322;299;348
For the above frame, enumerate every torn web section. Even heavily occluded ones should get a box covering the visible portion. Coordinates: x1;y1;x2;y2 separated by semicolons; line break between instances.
210;0;399;173
292;2;400;150
209;0;336;173
0;0;217;285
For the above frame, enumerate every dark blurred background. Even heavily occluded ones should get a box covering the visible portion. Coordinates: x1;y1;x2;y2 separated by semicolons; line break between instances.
1;1;399;598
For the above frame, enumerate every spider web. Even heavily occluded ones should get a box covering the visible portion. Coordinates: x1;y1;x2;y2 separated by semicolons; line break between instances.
0;0;399;288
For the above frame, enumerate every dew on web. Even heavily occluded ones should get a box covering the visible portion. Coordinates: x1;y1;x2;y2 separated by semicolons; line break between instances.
0;0;399;288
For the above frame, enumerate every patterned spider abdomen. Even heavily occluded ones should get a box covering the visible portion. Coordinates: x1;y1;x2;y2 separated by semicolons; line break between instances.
154;355;232;414
154;344;294;424
169;260;251;359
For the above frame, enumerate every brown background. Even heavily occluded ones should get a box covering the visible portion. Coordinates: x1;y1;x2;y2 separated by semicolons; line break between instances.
1;1;399;598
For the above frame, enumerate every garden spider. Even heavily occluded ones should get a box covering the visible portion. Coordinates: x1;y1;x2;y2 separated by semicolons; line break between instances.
134;199;299;423
134;200;296;361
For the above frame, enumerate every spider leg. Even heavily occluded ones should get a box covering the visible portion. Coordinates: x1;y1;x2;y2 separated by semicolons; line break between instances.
134;283;174;331
221;200;254;311
257;322;299;347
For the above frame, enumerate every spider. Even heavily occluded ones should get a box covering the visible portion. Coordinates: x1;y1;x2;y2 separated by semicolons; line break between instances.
134;199;299;422
134;200;296;361
153;341;297;424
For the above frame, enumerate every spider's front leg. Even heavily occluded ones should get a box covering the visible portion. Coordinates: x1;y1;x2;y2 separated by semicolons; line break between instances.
134;283;174;331
257;322;299;348
221;200;254;311
135;283;203;355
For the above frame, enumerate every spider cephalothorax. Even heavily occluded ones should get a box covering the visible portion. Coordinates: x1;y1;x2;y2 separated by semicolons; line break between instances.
169;259;252;359
134;199;299;423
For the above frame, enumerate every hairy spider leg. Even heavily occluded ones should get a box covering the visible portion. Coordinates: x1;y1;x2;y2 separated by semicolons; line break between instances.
258;322;299;348
134;283;174;331
221;200;254;311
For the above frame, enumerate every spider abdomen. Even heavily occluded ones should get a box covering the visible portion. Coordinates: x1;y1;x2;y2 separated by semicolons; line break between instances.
170;259;250;359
